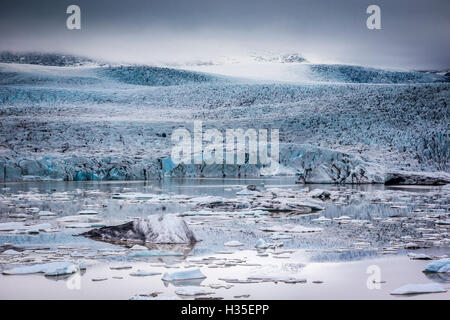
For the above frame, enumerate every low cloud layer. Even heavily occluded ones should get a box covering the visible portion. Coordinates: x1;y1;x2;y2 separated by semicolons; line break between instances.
0;0;449;69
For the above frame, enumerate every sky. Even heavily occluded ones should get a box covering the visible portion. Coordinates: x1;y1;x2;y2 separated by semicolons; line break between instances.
0;0;449;69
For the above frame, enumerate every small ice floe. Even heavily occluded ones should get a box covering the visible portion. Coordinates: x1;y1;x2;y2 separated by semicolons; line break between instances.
219;278;261;284
270;234;293;240
81;214;198;244
311;216;331;223
224;241;244;247
58;215;103;223
92;277;108;282
407;253;432;260
390;205;408;209
353;242;370;247
333;216;351;221
65;223;106;229
205;283;233;289
247;275;307;283
435;219;450;225
312;280;323;284
130;295;181;300
110;265;133;270
175;287;214;296
8;213;32;219
4;223;54;235
130;244;147;251
255;239;269;249
257;252;269;257
129;250;183;257
308;189;331;200
130;270;161;277
0;222;25;232
3;262;79;276
26;207;40;214
259;224;322;233
38;211;57;217
391;283;447;295
236;188;257;196
77;210;99;215
215;250;235;254
404;242;427;249
423;259;450;273
0;249;23;255
162;269;206;282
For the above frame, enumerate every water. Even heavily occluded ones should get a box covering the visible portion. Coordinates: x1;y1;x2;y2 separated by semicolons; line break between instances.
0;178;448;299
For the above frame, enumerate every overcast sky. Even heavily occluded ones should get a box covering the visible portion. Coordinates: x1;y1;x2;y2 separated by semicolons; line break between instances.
0;0;449;69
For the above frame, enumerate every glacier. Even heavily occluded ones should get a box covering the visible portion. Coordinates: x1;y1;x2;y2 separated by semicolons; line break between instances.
0;53;449;184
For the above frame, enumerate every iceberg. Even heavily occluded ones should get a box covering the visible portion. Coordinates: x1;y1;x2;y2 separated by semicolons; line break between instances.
81;214;198;244
423;259;450;273
161;268;206;282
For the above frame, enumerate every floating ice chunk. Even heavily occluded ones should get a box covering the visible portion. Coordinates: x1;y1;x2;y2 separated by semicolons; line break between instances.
259;224;322;233
130;270;161;277
423;259;450;273
130;295;181;300
65;223;105;229
8;213;32;219
175;287;214;296
83;214;197;244
92;278;108;282
162;268;206;281
391;283;447;295
130;244;148;251
206;283;233;289
255;239;269;249
435;219;450;225
0;222;24;231
1;249;22;255
110;265;132;270
77;210;99;215
129;250;183;257
3;262;79;276
38;211;57;217
333;216;351;221
236;188;253;195
270;234;293;240
407;253;432;260
311;216;331;222
248;275;307;283
404;242;422;249
224;241;244;247
308;189;331;200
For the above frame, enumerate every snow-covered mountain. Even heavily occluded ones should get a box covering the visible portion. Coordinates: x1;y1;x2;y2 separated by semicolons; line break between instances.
0;53;448;183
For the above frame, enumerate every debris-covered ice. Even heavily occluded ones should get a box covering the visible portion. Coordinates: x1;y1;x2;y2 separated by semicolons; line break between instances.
81;214;198;244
